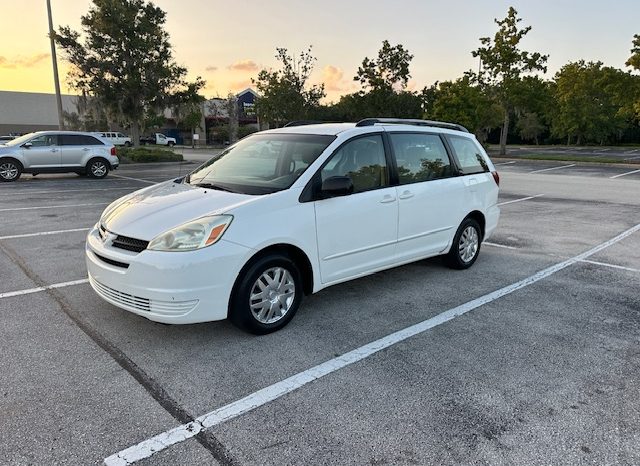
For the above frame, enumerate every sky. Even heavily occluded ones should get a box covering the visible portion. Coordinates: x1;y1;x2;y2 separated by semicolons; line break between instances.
0;0;638;102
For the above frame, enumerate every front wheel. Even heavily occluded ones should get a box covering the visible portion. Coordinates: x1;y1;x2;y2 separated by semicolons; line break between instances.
444;218;482;269
124;141;131;147
167;141;175;147
87;158;109;179
0;159;22;182
229;254;303;334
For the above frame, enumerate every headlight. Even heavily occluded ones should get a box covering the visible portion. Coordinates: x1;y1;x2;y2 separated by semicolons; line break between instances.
147;215;233;252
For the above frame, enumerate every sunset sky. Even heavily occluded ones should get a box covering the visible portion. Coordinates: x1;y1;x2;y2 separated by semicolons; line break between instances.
0;0;638;102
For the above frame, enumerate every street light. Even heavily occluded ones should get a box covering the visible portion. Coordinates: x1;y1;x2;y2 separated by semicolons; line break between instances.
47;0;65;130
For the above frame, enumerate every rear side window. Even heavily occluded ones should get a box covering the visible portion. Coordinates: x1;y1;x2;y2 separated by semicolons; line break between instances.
447;135;489;175
60;135;104;146
389;133;452;184
321;134;388;193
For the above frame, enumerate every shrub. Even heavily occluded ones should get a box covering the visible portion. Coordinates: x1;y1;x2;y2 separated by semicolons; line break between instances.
118;147;183;163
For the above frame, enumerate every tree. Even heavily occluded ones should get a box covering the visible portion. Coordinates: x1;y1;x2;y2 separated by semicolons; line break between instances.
56;0;204;146
331;40;422;120
626;34;640;119
355;40;413;91
170;80;206;147
253;47;325;127
471;7;548;154
551;61;639;145
422;76;503;142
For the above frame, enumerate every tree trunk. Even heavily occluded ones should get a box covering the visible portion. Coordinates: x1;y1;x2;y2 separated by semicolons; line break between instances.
566;135;571;146
131;121;141;147
499;111;509;156
577;134;582;146
191;127;195;149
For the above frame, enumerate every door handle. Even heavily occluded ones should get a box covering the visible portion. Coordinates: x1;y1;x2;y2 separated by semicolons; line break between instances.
50;148;58;152
379;195;396;204
82;148;91;151
398;190;414;200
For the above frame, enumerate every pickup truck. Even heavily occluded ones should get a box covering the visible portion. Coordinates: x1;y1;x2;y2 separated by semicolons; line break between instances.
140;133;176;146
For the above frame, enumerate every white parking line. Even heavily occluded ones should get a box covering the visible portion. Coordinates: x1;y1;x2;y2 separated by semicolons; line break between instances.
610;169;640;179
579;259;640;273
104;223;640;466
109;174;157;184
0;228;90;241
493;161;517;166
484;242;517;250
529;164;576;174
497;194;544;206
0;187;137;197
0;203;108;212
624;156;640;161
0;279;89;300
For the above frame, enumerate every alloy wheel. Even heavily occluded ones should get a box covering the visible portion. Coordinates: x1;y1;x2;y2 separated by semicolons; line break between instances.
458;225;479;262
0;162;19;181
249;267;296;324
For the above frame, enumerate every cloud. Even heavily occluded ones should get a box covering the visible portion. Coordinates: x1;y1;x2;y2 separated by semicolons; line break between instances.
0;53;49;69
227;60;259;72
322;65;353;92
205;65;218;72
229;79;254;92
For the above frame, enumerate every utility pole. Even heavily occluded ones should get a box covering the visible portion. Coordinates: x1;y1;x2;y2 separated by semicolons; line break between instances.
47;0;65;130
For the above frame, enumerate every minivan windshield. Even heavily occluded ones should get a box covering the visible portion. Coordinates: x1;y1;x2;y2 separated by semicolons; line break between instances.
186;133;335;195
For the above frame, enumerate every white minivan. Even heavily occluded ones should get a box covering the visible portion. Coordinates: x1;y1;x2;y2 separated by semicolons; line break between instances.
86;119;500;334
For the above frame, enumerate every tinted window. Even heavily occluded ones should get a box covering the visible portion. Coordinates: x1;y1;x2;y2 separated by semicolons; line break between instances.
321;135;388;193
117;133;125;138
60;135;103;146
29;134;57;147
390;133;452;184
447;135;488;174
187;133;335;195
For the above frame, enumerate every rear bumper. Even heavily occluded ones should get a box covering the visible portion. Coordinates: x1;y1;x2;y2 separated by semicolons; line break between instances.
484;204;500;240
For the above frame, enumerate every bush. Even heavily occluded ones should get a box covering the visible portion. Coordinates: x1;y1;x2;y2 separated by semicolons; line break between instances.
118;147;183;163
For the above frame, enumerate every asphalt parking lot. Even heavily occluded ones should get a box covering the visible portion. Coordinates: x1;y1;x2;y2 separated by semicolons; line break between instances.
1;159;639;465
490;145;640;162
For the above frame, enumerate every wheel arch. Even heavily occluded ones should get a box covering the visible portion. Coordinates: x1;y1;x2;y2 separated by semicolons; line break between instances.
464;210;486;241
232;243;315;298
0;156;24;170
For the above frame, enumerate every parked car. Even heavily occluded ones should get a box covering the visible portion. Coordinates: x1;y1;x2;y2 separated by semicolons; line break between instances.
86;118;500;334
93;131;132;147
0;131;119;181
140;133;176;146
0;135;16;143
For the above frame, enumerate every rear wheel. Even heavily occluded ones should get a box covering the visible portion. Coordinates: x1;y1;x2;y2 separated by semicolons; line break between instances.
87;158;109;179
0;159;22;182
444;218;482;269
229;254;303;334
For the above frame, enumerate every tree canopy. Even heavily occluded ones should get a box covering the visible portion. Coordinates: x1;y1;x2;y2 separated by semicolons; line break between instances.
253;47;325;127
56;0;204;144
471;7;548;153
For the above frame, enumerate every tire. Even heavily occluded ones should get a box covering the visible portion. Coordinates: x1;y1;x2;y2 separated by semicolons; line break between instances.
229;254;303;334
124;141;131;147
0;159;22;182
86;158;109;179
444;218;482;270
167;141;175;147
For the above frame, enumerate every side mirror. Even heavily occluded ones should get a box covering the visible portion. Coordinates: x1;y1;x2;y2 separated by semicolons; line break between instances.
22;142;32;149
321;176;353;198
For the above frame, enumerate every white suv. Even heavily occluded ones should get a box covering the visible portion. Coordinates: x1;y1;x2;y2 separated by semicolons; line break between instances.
86;119;500;334
0;131;119;181
94;131;132;147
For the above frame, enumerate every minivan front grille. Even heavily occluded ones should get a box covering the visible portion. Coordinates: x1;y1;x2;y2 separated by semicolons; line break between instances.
111;235;149;253
94;253;129;269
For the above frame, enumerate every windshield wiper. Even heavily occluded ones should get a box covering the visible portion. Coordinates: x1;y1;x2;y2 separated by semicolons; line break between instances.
193;182;236;193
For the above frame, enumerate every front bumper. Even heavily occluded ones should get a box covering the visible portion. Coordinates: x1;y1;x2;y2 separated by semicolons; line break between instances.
85;226;251;324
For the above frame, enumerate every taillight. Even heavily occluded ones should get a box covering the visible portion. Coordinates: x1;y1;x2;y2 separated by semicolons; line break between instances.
110;146;117;156
491;170;499;186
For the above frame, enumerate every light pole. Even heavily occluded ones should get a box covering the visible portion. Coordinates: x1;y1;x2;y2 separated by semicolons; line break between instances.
47;0;65;130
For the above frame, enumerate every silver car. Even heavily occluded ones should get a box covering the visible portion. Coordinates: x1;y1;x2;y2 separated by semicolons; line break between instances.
0;131;119;182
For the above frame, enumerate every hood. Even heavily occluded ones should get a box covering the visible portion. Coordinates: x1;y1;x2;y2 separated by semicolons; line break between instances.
101;181;256;240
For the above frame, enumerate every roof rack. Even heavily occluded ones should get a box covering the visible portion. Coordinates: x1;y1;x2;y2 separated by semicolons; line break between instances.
283;120;325;127
355;118;469;133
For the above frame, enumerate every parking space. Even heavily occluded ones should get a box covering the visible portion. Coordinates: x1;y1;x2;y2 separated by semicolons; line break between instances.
1;161;639;465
